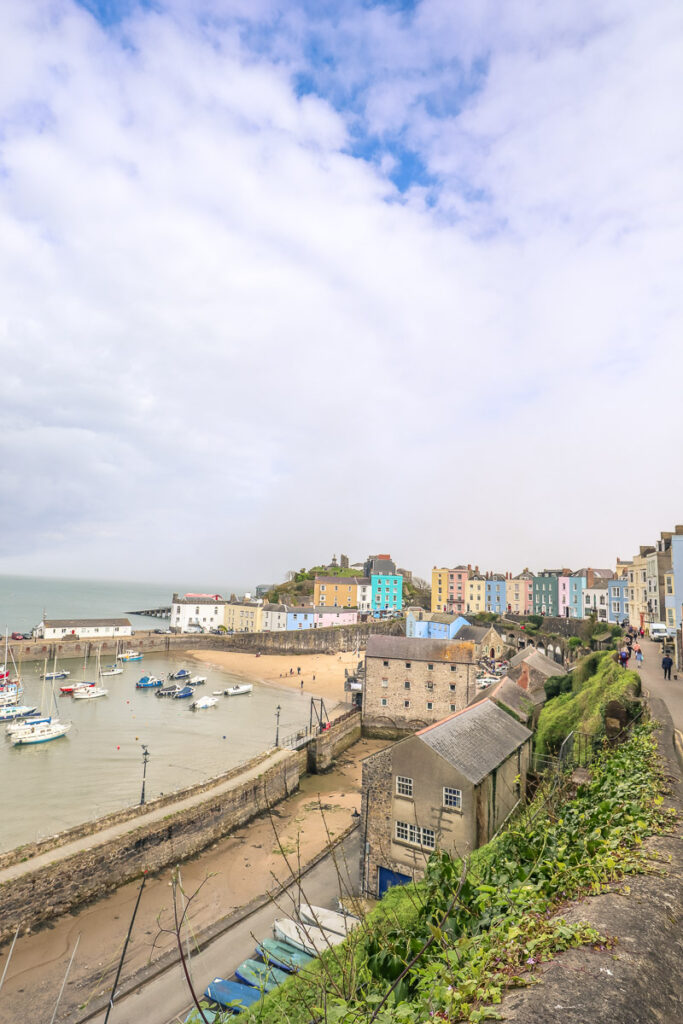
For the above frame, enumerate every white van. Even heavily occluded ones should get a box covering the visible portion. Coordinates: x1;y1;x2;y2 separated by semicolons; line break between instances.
649;622;667;642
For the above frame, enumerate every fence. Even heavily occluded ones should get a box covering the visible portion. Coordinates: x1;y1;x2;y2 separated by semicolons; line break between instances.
280;724;318;750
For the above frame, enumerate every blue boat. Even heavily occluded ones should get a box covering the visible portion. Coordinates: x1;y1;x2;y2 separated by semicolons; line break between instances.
256;939;314;972
170;668;191;680
136;675;163;688
203;979;261;1012
173;685;193;699
235;958;289;992
184;1005;220;1023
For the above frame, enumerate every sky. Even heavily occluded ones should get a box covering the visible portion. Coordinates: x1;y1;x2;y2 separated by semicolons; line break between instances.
0;0;681;587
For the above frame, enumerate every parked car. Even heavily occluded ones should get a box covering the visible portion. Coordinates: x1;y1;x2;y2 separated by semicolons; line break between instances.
11;632;23;640
153;628;165;634
22;633;33;640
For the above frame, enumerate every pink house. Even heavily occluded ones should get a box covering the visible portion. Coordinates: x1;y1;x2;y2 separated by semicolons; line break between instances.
314;608;358;628
558;576;571;618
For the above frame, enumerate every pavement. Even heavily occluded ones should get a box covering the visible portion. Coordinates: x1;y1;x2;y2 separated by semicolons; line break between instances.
633;637;683;760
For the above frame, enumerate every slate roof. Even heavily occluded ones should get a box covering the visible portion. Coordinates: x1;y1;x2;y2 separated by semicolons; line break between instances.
43;618;132;628
416;699;532;784
509;648;563;675
453;624;490;643
366;635;475;664
490;675;546;715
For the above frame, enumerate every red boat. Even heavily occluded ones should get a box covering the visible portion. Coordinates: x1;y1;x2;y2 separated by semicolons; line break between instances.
60;682;96;695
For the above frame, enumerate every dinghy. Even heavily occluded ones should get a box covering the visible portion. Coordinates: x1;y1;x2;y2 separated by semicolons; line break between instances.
235;958;289;992
299;903;360;937
273;918;344;956
203;979;261;1012
256;939;314;972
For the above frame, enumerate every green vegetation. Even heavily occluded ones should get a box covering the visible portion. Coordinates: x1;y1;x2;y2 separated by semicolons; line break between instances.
226;724;671;1024
535;652;641;758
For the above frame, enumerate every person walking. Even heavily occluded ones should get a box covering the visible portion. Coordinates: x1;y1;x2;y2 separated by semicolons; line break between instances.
635;648;643;667
662;654;673;680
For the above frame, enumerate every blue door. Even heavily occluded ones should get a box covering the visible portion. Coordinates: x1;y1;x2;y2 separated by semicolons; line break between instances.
378;866;411;896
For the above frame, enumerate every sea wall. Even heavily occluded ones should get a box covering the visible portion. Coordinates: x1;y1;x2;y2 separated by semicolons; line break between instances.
0;711;361;944
8;619;404;663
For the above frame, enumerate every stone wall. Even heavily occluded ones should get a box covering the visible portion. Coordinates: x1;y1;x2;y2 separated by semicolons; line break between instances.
8;618;404;663
360;743;394;895
308;708;361;772
0;751;301;945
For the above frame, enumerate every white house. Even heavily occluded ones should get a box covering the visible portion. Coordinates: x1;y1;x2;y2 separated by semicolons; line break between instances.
261;603;288;631
170;593;226;632
583;584;609;621
36;618;133;640
356;578;372;612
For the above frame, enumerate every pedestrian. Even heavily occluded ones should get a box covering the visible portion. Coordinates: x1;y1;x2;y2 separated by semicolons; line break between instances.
300;678;304;690
640;627;645;638
662;654;673;680
635;649;643;666
619;649;628;668
312;674;315;681
297;666;301;675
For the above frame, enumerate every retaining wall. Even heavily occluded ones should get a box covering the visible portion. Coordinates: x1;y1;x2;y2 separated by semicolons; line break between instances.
308;708;362;772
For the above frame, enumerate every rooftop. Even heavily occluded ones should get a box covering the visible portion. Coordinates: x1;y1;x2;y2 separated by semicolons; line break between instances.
454;624;494;643
416;699;532;784
42;618;132;628
366;635;475;664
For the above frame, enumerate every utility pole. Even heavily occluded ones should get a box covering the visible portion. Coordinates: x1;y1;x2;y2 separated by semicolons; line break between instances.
275;705;281;747
140;744;150;806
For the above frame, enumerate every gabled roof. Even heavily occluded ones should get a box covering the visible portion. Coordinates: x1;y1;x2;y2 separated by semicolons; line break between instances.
509;648;563;676
490;675;546;714
453;624;494;643
416;699;531;784
366;635;475;664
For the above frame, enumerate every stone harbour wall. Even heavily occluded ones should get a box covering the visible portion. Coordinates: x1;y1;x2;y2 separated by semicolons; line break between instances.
308;708;362;772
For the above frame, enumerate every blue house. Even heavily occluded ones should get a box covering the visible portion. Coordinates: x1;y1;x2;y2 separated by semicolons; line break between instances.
406;610;469;639
608;578;629;624
485;577;507;614
371;573;403;615
568;574;586;619
286;609;316;631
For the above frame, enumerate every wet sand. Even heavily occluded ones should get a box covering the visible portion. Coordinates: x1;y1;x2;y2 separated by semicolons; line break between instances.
188;649;364;703
0;735;388;1024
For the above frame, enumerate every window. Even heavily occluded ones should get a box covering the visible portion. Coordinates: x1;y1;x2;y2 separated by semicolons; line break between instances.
381;698;387;706
450;703;456;712
395;821;435;849
426;680;433;690
426;701;433;710
383;660;389;667
449;683;455;692
450;665;456;672
320;585;326;591
396;776;413;797
443;787;462;809
405;662;411;669
427;663;434;670
381;677;388;688
404;699;411;709
404;680;410;689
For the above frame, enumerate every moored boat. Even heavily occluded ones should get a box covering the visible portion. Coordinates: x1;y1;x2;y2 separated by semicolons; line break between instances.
173;685;193;699
203;978;261;1011
10;720;71;745
117;650;143;662
100;665;123;676
0;684;23;706
6;715;51;735
73;686;108;700
169;668;191;680
256;939;314;972
42;670;69;680
189;675;207;686
156;684;180;698
273;918;344;956
235;958;288;992
224;684;253;697
136;675;164;688
190;695;218;710
0;704;38;721
298;903;360;937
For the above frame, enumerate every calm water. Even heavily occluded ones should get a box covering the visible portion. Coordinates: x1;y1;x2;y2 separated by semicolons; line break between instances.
0;651;319;852
0;573;243;633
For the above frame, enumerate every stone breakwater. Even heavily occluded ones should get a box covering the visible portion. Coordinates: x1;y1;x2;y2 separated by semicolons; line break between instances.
0;710;361;945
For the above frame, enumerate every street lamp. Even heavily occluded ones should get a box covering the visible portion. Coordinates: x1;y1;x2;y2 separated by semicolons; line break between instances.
275;705;281;748
140;744;150;806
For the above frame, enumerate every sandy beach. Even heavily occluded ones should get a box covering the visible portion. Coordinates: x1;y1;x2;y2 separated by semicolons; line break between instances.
188;648;364;704
0;733;387;1024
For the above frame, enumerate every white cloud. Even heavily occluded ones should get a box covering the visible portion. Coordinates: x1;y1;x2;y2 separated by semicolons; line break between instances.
0;0;681;585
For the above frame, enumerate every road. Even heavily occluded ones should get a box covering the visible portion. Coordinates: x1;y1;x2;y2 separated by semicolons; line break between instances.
95;830;360;1024
635;637;683;752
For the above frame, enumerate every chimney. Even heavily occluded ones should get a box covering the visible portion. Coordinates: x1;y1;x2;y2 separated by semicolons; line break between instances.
467;564;471;571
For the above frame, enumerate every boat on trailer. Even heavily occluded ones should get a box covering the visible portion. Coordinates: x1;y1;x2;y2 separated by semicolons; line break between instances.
273;918;345;956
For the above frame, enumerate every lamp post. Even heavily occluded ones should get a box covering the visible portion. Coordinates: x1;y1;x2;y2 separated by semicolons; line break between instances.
140;744;150;806
275;705;281;748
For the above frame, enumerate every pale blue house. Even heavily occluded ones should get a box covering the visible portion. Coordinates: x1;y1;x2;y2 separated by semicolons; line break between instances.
371;573;403;615
406;610;469;639
568;574;587;619
286;609;316;630
608;578;629;624
485;576;507;614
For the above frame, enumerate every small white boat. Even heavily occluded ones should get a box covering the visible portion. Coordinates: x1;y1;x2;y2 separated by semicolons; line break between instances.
212;690;224;696
100;665;123;676
223;684;253;697
42;670;70;680
11;720;71;745
117;650;143;662
73;686;108;700
298;904;360;937
190;675;207;686
190;695;218;710
273;918;344;956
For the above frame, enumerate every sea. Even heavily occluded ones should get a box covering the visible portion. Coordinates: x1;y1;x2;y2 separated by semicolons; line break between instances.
0;575;320;853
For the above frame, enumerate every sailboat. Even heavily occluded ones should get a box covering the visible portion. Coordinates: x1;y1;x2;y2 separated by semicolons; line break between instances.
41;652;69;681
74;649;107;699
11;652;71;745
99;643;122;677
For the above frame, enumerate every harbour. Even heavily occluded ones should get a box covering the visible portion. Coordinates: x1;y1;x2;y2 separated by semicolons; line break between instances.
0;649;325;853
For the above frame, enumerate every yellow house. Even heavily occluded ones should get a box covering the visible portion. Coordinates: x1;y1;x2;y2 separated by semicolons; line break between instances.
431;568;449;612
224;601;263;633
314;576;358;608
466;576;486;614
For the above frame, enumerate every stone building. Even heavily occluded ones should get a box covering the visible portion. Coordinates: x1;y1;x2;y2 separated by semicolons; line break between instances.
362;635;480;735
360;698;532;896
453;623;506;660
